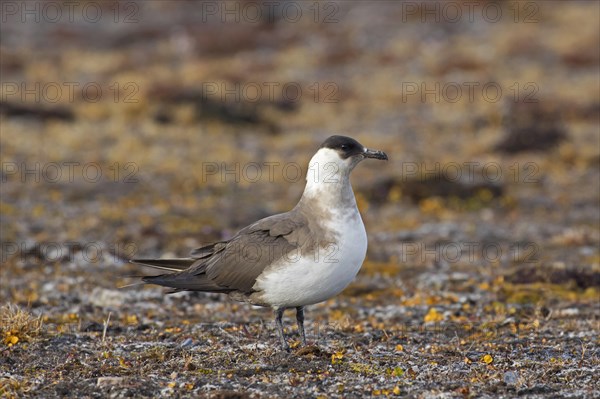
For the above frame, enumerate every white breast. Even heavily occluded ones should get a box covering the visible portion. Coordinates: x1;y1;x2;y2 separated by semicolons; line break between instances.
253;209;367;308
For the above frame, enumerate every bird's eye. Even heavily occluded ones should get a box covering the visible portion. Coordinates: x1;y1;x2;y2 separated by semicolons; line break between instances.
341;144;348;150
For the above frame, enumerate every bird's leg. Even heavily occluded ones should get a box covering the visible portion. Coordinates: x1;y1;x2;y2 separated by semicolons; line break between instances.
275;307;289;351
296;306;306;346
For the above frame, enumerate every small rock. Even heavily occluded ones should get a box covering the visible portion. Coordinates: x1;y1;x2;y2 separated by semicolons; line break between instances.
503;371;519;385
556;308;580;317
86;287;127;308
97;376;125;387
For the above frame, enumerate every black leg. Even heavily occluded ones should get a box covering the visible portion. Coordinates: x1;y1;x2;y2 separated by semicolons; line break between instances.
296;306;306;346
275;307;289;351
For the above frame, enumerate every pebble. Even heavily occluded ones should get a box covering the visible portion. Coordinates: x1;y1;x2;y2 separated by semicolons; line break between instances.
97;377;125;387
503;371;519;385
87;287;128;308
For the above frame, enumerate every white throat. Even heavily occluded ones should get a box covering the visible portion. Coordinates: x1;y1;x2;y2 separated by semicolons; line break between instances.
300;148;361;208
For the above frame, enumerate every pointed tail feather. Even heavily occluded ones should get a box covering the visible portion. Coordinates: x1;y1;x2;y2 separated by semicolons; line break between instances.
118;281;146;289
129;258;195;272
131;258;231;293
142;273;231;293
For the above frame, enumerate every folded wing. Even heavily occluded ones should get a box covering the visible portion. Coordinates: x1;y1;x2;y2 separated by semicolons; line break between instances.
132;210;310;294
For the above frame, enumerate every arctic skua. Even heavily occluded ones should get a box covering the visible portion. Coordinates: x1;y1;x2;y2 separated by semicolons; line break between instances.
132;135;388;350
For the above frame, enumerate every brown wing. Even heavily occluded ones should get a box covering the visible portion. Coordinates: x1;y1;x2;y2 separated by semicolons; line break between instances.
189;210;310;292
140;210;313;293
189;241;228;259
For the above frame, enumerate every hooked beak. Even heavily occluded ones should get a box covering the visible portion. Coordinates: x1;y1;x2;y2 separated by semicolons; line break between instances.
363;147;388;160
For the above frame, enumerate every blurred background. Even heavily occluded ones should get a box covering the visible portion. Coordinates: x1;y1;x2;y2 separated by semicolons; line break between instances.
3;0;598;288
0;1;599;394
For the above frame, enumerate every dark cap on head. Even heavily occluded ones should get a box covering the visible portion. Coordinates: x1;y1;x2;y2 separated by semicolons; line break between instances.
320;135;388;161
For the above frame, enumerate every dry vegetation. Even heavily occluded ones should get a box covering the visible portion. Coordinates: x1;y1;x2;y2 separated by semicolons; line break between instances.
0;305;43;348
1;1;599;398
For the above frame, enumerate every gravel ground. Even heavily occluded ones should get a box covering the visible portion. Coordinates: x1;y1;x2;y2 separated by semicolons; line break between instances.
1;1;599;398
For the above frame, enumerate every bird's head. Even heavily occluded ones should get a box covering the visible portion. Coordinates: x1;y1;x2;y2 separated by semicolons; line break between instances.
305;135;388;186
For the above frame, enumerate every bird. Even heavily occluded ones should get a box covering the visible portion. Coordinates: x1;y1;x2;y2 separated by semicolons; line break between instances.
131;135;388;350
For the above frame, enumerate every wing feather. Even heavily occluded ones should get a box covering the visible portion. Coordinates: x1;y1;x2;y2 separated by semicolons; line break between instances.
130;258;195;272
133;209;313;294
198;211;309;292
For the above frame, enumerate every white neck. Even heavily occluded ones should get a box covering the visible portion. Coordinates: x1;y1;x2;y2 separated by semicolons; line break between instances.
299;148;358;208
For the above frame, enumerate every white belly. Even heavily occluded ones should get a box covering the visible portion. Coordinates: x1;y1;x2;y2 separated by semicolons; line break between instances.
253;212;367;308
